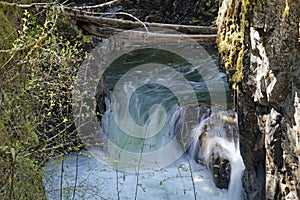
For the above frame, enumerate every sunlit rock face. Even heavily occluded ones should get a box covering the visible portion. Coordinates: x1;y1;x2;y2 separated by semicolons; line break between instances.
217;0;300;199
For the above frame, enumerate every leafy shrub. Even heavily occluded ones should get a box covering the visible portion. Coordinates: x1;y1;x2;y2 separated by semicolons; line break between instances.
0;4;88;199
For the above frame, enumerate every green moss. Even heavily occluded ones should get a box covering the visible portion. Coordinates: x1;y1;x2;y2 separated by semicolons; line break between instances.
0;10;15;46
0;6;19;64
232;49;244;84
217;0;251;89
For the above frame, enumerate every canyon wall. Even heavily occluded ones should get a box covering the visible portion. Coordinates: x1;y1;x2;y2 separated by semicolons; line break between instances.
217;0;300;199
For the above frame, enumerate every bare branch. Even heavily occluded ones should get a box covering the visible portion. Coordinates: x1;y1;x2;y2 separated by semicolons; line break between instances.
60;155;64;200
116;12;149;32
72;153;79;200
0;1;58;9
72;0;123;10
1;0;122;10
186;156;197;200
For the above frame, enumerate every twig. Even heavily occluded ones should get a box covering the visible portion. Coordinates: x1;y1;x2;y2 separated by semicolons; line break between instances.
116;170;120;200
72;0;123;10
0;22;22;48
9;160;14;200
134;137;146;200
67;10;149;32
0;0;121;10
72;153;79;200
0;1;59;9
60;118;67;200
60;155;64;200
116;12;148;32
0;50;17;70
186;156;197;200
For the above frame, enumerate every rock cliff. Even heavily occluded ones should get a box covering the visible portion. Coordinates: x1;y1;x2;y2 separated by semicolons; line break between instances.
217;0;300;199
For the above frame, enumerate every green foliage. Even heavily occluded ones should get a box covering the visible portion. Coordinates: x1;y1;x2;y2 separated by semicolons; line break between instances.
0;4;88;199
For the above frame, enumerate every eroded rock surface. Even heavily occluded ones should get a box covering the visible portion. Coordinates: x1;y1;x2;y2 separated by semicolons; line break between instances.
217;0;300;199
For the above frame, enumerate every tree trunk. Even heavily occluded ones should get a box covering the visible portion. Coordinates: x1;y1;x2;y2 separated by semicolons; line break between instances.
217;0;300;199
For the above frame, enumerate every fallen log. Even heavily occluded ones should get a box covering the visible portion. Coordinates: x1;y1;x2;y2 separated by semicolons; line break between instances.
69;14;218;35
79;23;217;44
2;1;218;44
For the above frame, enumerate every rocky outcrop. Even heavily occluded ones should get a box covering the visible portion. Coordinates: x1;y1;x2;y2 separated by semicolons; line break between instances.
177;104;242;190
217;0;300;199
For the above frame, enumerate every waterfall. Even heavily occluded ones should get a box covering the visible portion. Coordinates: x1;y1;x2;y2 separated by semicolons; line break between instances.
43;100;245;200
44;46;246;199
188;107;245;200
101;97;245;199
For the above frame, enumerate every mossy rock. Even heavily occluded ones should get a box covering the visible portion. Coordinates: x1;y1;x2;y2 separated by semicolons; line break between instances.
217;0;251;88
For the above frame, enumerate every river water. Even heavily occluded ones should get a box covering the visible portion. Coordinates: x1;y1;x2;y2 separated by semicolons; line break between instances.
43;47;245;200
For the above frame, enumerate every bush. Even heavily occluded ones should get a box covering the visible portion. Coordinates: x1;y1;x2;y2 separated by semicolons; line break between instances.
0;3;88;199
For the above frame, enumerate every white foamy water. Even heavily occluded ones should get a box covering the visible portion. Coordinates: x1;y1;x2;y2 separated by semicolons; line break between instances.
43;105;245;200
188;108;245;200
44;152;229;200
44;48;245;199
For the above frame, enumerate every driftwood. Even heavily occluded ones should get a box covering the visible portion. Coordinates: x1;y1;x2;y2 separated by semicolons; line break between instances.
69;14;217;44
70;14;217;35
79;23;217;44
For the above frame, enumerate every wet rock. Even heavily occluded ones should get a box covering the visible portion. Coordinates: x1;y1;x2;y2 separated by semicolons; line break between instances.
176;103;210;152
209;157;231;189
179;105;242;190
199;108;239;189
95;74;107;121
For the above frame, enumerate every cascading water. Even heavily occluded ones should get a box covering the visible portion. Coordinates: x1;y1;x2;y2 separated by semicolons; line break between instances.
188;107;245;200
43;47;245;200
43;102;245;200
